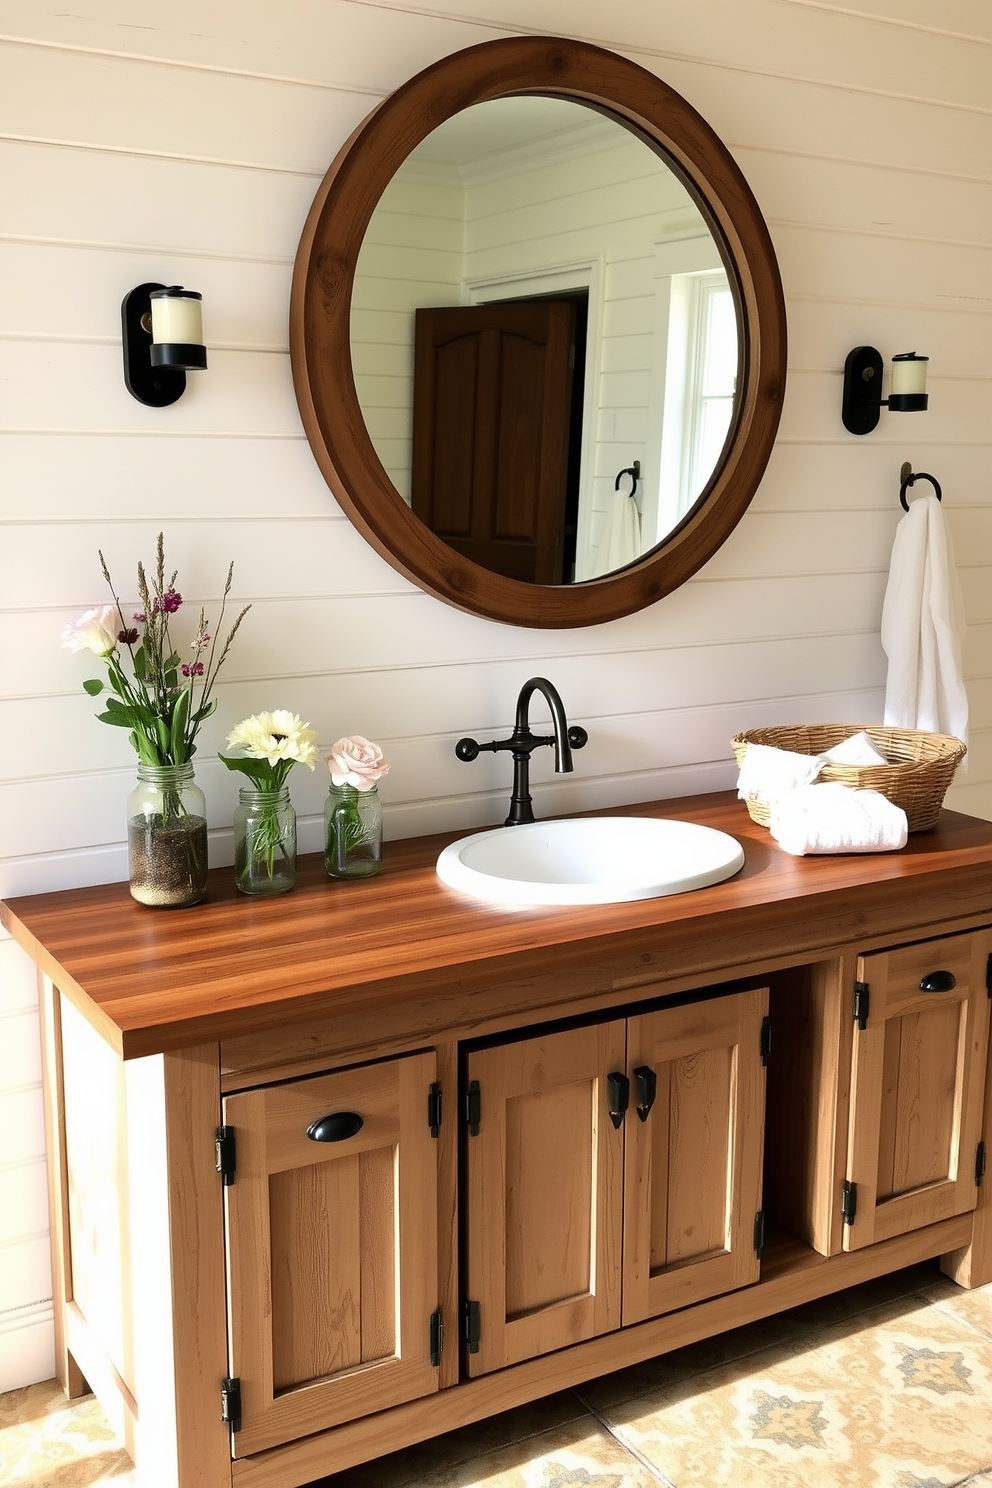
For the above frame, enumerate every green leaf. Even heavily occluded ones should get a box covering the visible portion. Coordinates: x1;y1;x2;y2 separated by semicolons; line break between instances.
82;678;105;696
170;688;191;760
133;645;147;682
97;709;139;728
218;753;276;789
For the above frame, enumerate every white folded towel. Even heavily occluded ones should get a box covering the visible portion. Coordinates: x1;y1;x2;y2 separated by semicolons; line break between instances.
770;783;908;856
880;491;968;744
737;743;826;805
823;731;889;767
596;490;642;576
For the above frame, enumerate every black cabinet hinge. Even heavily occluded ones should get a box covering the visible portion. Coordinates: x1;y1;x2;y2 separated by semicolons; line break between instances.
429;1308;444;1366
606;1071;630;1129
986;954;992;998
215;1125;236;1186
427;1082;442;1138
465;1080;481;1136
220;1376;241;1433
760;1016;773;1066
463;1299;481;1354
977;1141;987;1187
854;981;870;1031
754;1209;766;1257
841;1179;858;1225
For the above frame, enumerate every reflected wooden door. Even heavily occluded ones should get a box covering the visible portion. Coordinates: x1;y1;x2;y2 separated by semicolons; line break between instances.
223;1052;439;1456
843;932;991;1251
464;1021;625;1376
622;988;769;1324
411;301;576;583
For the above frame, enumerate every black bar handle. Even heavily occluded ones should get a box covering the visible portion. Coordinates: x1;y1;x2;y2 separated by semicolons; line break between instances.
633;1066;657;1122
306;1111;364;1142
919;970;956;993
607;1071;630;1129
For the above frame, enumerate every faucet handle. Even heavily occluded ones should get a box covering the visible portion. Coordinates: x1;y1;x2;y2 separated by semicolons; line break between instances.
455;737;481;762
567;725;588;750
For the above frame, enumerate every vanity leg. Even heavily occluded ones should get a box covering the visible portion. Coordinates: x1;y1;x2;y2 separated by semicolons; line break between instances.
941;1019;992;1288
37;975;88;1399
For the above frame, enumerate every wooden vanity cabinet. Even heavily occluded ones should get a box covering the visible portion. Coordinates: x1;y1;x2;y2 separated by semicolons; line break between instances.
6;793;992;1488
463;985;768;1374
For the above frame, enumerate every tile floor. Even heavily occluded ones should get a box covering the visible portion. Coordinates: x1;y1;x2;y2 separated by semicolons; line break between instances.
2;1261;991;1487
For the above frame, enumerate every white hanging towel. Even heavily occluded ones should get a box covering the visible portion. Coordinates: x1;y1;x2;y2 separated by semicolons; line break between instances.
880;491;968;745
596;490;641;576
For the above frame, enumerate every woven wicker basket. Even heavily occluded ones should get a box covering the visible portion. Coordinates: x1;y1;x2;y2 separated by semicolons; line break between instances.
731;724;966;833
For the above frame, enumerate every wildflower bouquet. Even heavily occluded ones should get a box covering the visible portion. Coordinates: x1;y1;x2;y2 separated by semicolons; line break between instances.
62;533;249;767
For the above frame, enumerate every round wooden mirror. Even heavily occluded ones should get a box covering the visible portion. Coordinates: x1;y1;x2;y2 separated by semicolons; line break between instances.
291;36;787;628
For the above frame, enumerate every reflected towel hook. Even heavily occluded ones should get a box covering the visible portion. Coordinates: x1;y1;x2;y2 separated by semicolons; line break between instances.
615;460;640;498
899;462;941;512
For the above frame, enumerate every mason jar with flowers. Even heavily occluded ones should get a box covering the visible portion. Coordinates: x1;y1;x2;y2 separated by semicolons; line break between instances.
62;534;249;908
221;712;319;896
324;737;389;878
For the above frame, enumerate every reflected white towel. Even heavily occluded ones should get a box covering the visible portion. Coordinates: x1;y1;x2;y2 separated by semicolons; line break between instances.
823;731;889;767
597;490;641;575
880;492;968;744
770;783;908;856
737;743;826;805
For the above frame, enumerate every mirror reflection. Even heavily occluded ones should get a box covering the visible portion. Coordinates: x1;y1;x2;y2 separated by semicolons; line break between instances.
351;96;738;585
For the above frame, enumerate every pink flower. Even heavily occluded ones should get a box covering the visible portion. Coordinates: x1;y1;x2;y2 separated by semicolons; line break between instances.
61;605;118;656
153;588;182;615
328;736;389;791
181;661;204;678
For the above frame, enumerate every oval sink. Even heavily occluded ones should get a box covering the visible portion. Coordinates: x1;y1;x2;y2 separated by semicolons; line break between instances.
436;816;745;906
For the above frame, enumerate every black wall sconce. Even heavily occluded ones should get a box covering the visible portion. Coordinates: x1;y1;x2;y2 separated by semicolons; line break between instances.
122;283;207;407
841;347;928;435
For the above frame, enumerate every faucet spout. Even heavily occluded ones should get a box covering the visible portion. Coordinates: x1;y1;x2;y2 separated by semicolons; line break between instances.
454;677;588;827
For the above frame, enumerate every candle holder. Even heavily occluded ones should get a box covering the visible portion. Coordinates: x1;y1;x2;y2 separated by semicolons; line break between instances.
122;282;208;407
841;346;928;435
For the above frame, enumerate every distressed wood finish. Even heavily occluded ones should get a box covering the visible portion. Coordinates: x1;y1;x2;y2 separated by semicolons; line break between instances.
5;797;992;1062
844;930;991;1251
623;987;768;1323
464;1022;625;1374
224;1053;440;1456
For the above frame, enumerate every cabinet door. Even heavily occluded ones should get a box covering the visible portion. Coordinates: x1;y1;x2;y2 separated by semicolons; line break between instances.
623;987;769;1325
223;1051;439;1456
844;931;991;1252
464;1021;625;1376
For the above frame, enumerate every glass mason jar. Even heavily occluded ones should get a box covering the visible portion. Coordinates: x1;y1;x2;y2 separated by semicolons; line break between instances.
127;763;208;909
233;786;297;896
324;783;382;879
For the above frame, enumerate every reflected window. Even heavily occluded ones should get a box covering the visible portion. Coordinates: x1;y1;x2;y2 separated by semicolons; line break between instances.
684;276;736;510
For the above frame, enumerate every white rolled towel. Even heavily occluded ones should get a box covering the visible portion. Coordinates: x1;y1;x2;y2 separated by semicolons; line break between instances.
737;743;826;807
770;783;908;856
823;731;889;767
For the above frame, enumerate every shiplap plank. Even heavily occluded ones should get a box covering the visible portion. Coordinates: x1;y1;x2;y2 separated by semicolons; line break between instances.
0;1009;42;1091
0;1087;46;1166
0;1160;50;1246
0;938;40;1015
777;368;992;448
0;1235;52;1313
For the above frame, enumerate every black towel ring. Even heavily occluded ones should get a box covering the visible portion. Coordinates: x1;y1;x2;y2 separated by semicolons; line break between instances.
899;470;941;512
615;460;640;497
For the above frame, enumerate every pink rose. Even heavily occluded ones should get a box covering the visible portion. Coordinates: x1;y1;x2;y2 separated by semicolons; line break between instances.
328;736;389;791
61;604;118;656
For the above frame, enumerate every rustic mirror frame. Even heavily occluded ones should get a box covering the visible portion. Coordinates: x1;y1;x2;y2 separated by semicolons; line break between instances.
291;36;787;628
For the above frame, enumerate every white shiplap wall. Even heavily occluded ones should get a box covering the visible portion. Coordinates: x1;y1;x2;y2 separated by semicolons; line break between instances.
1;0;990;1389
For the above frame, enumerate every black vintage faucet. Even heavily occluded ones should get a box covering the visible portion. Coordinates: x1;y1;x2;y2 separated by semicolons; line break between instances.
455;677;588;826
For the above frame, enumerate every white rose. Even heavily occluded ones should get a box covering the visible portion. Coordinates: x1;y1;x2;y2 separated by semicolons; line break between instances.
328;736;389;791
61;605;118;656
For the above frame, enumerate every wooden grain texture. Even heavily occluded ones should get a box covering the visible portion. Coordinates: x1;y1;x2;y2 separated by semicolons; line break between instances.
289;36;787;627
230;1215;972;1488
844;930;991;1251
942;934;992;1287
223;1052;439;1457
5;796;992;1063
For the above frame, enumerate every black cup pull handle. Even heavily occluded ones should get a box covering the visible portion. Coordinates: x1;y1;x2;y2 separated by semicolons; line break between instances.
633;1066;657;1122
919;970;956;994
306;1111;364;1143
606;1071;630;1129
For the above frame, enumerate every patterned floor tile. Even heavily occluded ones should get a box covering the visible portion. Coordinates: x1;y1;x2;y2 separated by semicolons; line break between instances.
595;1293;992;1488
0;1380;135;1486
913;1278;992;1345
322;1415;662;1488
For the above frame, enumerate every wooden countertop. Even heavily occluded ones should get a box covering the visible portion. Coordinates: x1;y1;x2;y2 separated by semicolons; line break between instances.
4;792;992;1060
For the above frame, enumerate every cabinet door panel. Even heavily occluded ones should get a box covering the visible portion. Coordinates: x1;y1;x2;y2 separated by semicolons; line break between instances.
223;1052;439;1456
844;931;991;1251
623;988;768;1325
465;1021;625;1376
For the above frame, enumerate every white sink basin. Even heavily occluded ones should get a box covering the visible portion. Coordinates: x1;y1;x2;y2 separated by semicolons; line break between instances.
436;816;745;906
